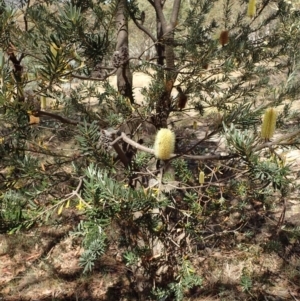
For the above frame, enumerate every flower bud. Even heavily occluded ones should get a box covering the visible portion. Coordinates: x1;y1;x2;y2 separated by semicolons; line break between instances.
41;96;46;110
261;108;277;140
247;0;256;18
199;171;205;184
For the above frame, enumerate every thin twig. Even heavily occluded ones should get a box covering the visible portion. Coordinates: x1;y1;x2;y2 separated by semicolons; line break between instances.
32;177;90;221
254;128;300;151
35;110;80;125
71;68;118;82
119;132;237;161
203;222;246;241
288;290;299;301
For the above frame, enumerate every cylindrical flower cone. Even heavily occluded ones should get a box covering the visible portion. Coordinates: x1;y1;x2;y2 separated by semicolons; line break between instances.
247;0;256;18
199;171;205;184
41;96;47;110
261;108;277;140
154;128;175;160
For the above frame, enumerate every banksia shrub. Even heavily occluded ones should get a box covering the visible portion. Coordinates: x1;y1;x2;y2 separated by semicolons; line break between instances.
261;108;277;140
247;0;256;18
154;128;175;160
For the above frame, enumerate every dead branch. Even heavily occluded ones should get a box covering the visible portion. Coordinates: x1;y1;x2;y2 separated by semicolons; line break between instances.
35;110;79;125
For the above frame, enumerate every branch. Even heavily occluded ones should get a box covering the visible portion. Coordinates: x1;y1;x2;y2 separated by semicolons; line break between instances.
23;0;30;32
35;110;80;125
170;0;181;27
147;0;155;9
7;49;23;73
127;4;156;42
20;145;78;158
33;113;300;163
71;68;117;82
135;41;159;60
111;139;130;167
170;130;218;161
153;0;168;32
32;176;90;222
119;132;155;155
114;132;237;161
254;128;300;152
115;129;300;163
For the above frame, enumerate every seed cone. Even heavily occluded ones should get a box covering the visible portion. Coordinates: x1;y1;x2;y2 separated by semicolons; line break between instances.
247;0;256;18
261;108;277;140
219;30;229;46
202;63;209;69
154;128;175;160
177;87;188;110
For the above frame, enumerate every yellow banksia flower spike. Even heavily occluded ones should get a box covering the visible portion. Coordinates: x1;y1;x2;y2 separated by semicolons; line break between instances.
41;96;47;110
261;108;277;140
154;128;175;160
199;171;205;185
247;0;256;18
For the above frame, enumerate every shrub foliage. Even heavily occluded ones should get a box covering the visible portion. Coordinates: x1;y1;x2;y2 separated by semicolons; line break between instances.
1;0;300;299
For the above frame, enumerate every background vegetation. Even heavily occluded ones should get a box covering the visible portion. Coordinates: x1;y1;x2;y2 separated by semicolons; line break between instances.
0;0;300;300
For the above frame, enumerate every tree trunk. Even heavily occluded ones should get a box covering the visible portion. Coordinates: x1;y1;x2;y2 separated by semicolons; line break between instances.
115;0;134;104
153;0;181;129
155;10;165;67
